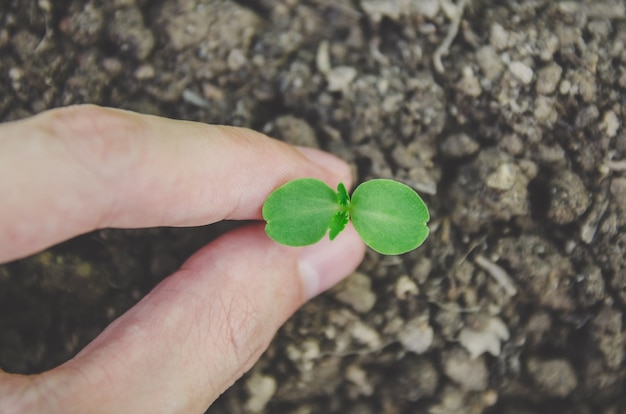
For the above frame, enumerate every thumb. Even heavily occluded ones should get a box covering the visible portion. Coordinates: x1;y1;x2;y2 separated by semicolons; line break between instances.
8;224;365;413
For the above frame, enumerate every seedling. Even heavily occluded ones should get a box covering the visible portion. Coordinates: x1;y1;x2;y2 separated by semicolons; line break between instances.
262;178;430;255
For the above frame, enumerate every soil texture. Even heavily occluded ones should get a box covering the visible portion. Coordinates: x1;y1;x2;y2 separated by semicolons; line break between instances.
1;0;626;413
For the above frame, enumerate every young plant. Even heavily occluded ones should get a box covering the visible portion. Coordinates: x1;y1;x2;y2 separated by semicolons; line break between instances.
262;178;430;255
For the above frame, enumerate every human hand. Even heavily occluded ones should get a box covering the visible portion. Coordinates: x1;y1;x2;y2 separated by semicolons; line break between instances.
0;105;365;413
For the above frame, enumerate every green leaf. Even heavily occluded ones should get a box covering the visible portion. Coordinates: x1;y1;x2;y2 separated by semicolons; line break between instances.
328;210;349;240
262;178;340;246
351;179;430;255
336;182;350;208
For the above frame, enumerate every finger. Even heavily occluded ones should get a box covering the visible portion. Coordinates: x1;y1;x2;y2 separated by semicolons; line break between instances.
3;224;366;413
0;105;352;262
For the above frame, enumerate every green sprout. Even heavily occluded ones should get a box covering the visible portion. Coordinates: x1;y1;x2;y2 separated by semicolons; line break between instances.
262;178;430;255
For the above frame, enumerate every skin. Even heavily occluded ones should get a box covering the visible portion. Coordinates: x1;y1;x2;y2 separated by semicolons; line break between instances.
0;105;366;413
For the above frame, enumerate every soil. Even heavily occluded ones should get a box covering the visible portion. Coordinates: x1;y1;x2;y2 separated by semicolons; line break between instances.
1;0;625;413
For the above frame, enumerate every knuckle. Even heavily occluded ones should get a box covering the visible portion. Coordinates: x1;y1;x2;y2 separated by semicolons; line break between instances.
40;105;147;178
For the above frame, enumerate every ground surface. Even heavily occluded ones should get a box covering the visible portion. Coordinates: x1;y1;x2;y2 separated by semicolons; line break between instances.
1;0;626;413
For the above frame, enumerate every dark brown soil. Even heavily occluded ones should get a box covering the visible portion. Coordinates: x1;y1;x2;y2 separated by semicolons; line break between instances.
1;1;625;413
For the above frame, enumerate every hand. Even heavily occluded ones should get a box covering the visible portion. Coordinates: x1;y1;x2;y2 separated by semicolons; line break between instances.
0;105;365;413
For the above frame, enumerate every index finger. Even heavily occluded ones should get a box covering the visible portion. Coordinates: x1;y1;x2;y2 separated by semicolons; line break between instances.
0;105;352;263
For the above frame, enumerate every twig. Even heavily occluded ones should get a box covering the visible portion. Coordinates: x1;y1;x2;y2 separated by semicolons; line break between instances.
474;254;517;296
433;0;468;74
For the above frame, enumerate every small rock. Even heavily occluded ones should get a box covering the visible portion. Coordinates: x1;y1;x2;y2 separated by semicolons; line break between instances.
490;23;509;50
346;364;374;396
10;30;40;61
227;49;247;71
497;236;576;311
388;356;439;401
591;307;624;369
440;133;480;158
600;110;620;138
394;275;419;300
457;66;482;97
414;0;440;18
570;69;597;102
459;317;510;359
535;63;563;95
270;115;319;148
244;372;277;412
182;89;210;109
106;6;154;60
326;66;357;92
60;1;104;47
159;0;261;52
575;265;606;307
476;45;504;81
486;163;517;190
442;347;489;391
537;144;566;165
134;64;155;80
334;272;377;313
398;316;433;354
526;358;578;397
548;170;590;224
499;133;524;156
533;96;558;126
575;105;600;129
391;142;421;168
361;0;405;23
508;61;534;85
350;320;381;349
525;312;552;346
450;149;529;232
610;177;626;209
286;339;320;372
316;40;331;73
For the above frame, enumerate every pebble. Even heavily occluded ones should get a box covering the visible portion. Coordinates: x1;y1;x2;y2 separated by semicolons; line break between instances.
415;0;440;18
394;275;419;300
326;66;357;92
442;347;489;391
476;45;504;81
486;163;517;190
398;316;433;354
457;66;482;97
610;177;626;209
575;105;600;129
526;358;578;397
600;110;620;138
459;317;510;359
490;23;509;51
533;96;558;126
548;170;591;224
107;6;154;60
134;64;155;80
334;272;377;313
440;133;480;158
351;320;382;349
227;49;247;71
535;63;563;95
360;0;405;23
60;2;104;47
508;61;534;85
244;372;277;412
270;115;319;148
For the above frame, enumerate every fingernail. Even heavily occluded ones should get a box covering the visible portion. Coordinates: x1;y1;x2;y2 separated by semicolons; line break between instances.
298;225;365;300
296;146;351;182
